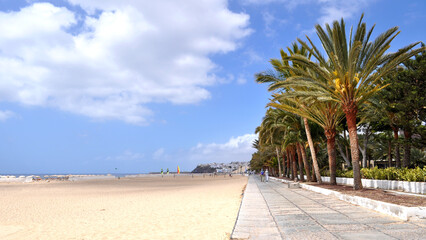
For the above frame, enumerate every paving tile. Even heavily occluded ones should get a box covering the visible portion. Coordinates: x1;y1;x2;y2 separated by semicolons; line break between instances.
276;219;318;227
322;223;372;232
275;214;312;221
334;230;398;240
380;229;426;240
353;216;399;224
232;176;426;240
283;231;338;240
367;222;420;230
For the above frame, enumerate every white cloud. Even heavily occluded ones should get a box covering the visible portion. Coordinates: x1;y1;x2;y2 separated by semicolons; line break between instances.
297;0;370;38
243;0;369;27
100;134;257;171
316;0;369;26
0;1;251;124
241;0;310;10
262;11;287;37
0;110;15;121
152;148;166;160
187;133;257;164
244;49;263;66
237;77;248;85
103;150;144;162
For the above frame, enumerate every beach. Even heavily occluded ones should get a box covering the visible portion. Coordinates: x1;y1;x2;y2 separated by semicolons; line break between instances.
0;175;247;240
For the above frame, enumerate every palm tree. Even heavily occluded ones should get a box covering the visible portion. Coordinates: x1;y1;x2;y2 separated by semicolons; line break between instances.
270;96;345;184
256;108;286;177
280;120;302;181
256;43;318;183
280;111;308;181
278;14;424;189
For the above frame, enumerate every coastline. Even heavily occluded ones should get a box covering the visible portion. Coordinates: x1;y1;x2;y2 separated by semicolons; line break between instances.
0;175;248;239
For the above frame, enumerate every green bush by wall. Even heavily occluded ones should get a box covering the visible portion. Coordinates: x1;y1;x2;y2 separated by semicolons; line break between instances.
335;167;426;182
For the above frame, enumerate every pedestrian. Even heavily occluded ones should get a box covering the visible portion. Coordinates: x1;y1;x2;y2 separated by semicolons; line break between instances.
161;168;163;177
260;169;265;182
265;169;269;182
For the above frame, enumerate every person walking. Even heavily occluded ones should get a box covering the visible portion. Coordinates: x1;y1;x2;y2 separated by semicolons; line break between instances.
260;169;265;182
265;169;269;182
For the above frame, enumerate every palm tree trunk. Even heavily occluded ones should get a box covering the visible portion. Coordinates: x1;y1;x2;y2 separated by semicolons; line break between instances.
344;104;363;190
296;143;305;182
388;139;392;167
392;127;401;168
288;150;293;179
403;129;411;167
298;142;311;182
362;126;369;168
303;117;322;183
325;129;337;185
311;167;317;182
286;150;291;178
276;147;282;177
282;151;286;178
291;146;298;181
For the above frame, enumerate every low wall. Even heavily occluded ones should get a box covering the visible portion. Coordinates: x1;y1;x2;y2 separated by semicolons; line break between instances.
271;176;426;221
68;175;116;181
0;176;34;183
0;175;117;183
319;176;425;194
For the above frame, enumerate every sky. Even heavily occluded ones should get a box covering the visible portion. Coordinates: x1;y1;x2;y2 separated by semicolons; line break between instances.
0;0;425;174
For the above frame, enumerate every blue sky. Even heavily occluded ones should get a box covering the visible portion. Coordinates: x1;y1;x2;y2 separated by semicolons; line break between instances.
0;0;425;174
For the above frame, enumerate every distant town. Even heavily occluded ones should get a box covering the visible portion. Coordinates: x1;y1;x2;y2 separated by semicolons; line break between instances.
191;161;249;173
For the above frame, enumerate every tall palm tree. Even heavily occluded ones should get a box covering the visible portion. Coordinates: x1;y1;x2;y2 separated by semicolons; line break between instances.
278;14;424;189
256;43;318;183
281;124;300;181
270;96;345;184
278;108;310;181
256;108;286;177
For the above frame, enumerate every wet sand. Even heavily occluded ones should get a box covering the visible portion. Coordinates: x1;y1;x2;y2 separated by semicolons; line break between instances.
0;175;248;240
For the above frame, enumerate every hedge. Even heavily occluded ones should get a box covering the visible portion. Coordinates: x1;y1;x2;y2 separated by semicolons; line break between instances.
334;167;426;182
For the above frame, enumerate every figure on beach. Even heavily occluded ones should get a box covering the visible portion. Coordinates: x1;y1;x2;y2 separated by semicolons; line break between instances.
265;169;269;182
167;168;169;174
161;168;163;177
260;169;265;182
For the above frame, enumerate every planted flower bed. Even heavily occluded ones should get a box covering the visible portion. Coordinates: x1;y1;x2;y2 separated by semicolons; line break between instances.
319;167;426;194
336;167;426;182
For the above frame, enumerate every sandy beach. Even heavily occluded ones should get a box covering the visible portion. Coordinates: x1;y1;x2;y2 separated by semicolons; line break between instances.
0;175;248;240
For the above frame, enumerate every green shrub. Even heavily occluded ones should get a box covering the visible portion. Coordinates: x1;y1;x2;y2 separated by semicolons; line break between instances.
337;167;425;182
336;169;353;178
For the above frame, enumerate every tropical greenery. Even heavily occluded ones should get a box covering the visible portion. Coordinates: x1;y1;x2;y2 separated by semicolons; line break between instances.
334;167;425;182
250;14;425;190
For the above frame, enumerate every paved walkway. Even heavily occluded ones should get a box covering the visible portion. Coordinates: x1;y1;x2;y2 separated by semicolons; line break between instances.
231;176;426;240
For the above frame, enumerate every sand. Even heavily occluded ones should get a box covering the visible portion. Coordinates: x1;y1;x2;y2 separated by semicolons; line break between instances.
0;175;248;240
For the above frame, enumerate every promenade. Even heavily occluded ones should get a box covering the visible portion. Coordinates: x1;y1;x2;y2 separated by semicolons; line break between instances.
231;176;426;240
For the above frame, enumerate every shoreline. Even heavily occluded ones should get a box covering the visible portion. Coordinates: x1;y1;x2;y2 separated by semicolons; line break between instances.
0;172;247;183
0;175;248;239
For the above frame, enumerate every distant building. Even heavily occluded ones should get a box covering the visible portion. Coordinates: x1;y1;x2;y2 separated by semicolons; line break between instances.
191;161;249;173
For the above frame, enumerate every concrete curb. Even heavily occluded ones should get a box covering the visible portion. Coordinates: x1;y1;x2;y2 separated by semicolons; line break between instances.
230;183;247;239
319;176;425;194
293;175;425;194
269;177;426;221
